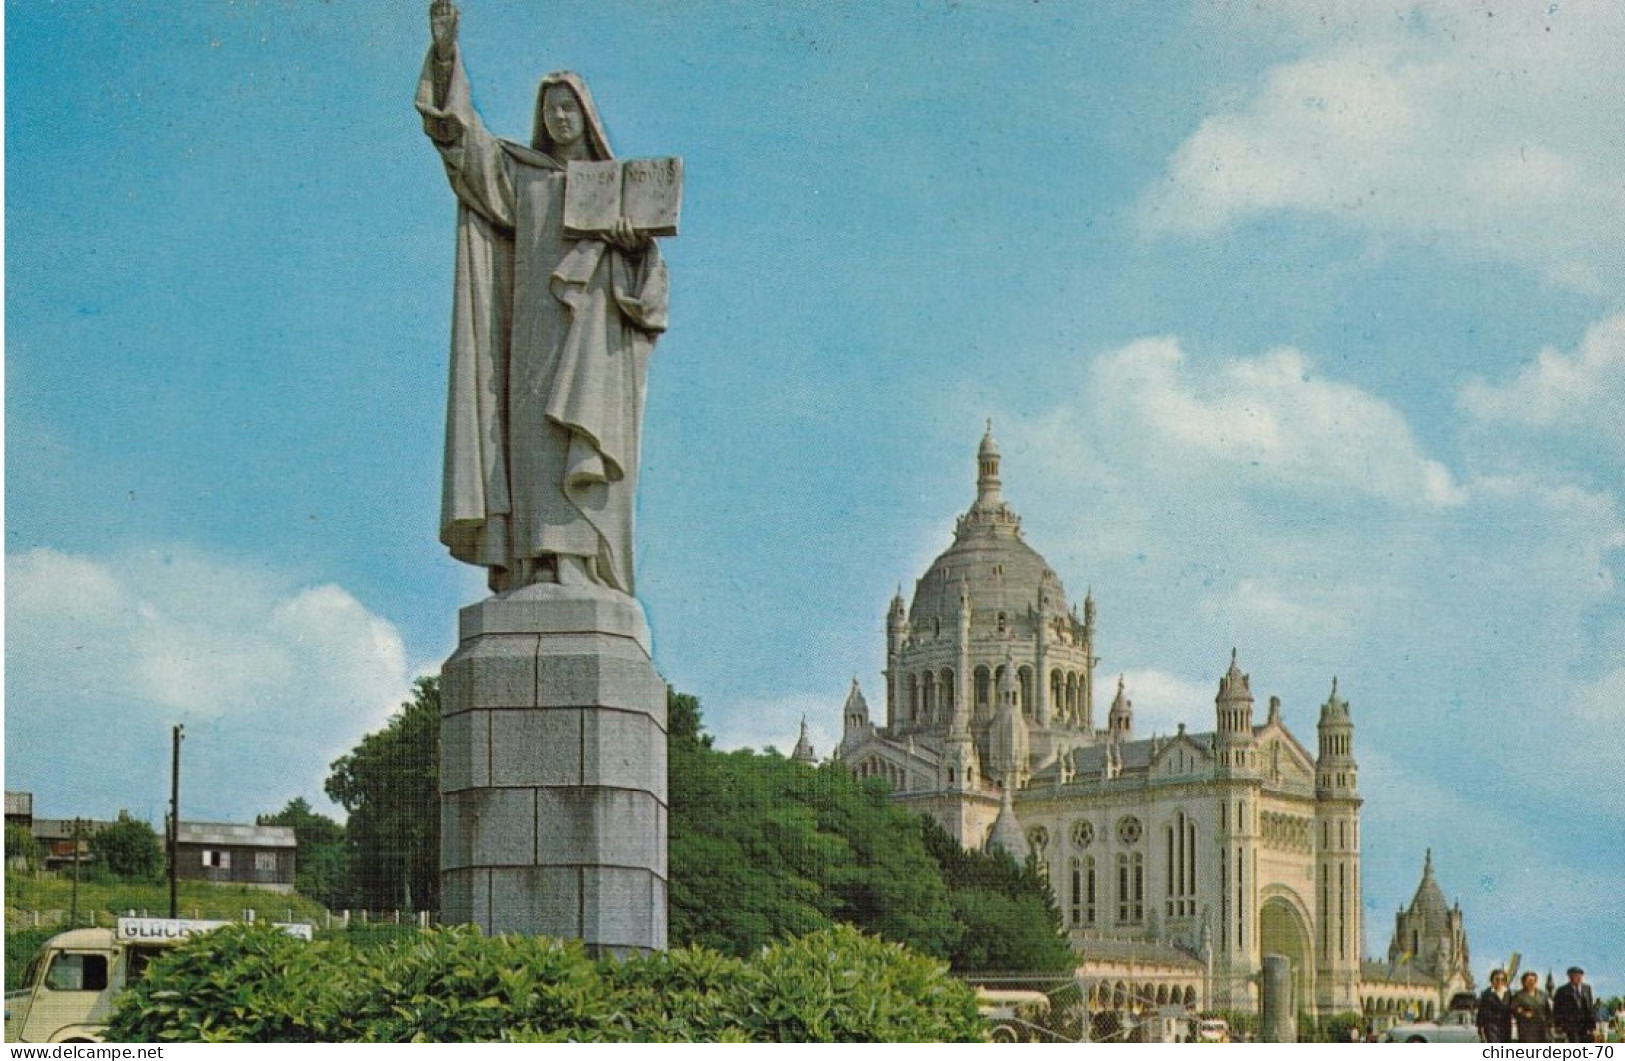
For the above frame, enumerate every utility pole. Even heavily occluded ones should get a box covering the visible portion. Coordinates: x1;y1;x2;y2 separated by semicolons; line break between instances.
69;817;83;927
169;724;184;919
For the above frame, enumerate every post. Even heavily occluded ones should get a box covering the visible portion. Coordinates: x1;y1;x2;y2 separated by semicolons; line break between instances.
69;817;82;927
1260;954;1297;1043
169;724;183;918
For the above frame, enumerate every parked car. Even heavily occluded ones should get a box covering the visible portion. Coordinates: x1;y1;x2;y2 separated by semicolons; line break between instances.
1196;1017;1232;1042
1384;1009;1480;1043
975;988;1051;1042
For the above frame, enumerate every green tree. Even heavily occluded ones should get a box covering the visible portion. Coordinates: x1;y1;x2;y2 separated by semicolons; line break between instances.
5;822;41;869
668;689;712;749
258;797;349;908
668;690;959;959
326;677;439;911
89;814;164;881
918;809;1075;975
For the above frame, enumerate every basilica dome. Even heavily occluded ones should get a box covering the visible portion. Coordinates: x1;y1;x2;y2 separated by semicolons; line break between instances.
906;425;1073;640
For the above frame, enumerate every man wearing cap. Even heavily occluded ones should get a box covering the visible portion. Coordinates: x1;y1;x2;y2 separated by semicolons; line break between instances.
1552;967;1597;1043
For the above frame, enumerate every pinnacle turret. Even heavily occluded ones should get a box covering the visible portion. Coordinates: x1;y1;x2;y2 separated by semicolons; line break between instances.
976;419;1002;507
1108;675;1133;738
791;716;817;764
1217;648;1253;704
956;422;1023;540
1316;676;1358;796
1214;650;1258;772
986;784;1027;857
841;678;872;749
988;654;1030;788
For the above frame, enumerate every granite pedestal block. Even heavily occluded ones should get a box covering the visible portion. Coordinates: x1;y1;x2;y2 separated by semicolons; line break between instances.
441;583;668;954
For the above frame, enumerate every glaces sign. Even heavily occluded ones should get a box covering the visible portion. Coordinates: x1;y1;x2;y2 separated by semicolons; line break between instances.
115;916;314;942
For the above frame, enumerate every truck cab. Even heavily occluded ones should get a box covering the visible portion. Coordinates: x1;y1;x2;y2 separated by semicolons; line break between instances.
5;917;311;1043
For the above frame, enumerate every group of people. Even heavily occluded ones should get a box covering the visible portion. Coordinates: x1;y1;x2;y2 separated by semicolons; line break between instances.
1477;966;1599;1043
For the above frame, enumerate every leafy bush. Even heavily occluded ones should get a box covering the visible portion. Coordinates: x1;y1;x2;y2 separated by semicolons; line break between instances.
1304;1010;1364;1043
108;922;986;1042
742;925;984;1042
1213;1008;1258;1041
340;929;608;1042
106;921;343;1042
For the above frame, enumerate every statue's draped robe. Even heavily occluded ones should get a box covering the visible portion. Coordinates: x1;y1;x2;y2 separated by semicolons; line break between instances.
416;51;668;594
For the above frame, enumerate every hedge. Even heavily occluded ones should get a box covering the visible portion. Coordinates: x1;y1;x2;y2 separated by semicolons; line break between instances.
107;922;985;1043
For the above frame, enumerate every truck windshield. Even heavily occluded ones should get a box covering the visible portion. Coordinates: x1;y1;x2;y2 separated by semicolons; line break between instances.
44;953;108;993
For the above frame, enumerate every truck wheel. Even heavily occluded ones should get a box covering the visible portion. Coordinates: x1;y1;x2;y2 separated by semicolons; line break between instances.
990;1024;1020;1042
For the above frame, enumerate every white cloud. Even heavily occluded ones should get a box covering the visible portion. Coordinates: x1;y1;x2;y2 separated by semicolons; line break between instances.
993;333;1622;805
5;547;417;823
1460;314;1625;454
1113;668;1216;738
1076;337;1465;509
1149;2;1625;294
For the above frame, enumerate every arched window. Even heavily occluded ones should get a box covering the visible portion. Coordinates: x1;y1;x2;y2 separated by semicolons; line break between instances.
1164;811;1198;918
1018;666;1034;716
974;666;991;714
940;668;955;718
1117;851;1144;924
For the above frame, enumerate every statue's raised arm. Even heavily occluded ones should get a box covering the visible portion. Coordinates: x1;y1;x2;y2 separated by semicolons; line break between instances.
428;1;460;106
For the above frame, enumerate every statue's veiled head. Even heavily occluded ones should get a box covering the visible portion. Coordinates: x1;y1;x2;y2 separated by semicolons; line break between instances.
532;72;613;160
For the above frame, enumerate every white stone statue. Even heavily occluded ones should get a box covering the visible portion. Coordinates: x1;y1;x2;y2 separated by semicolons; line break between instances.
417;1;672;595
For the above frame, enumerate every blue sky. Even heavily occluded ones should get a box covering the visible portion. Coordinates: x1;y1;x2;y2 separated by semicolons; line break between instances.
7;2;1622;989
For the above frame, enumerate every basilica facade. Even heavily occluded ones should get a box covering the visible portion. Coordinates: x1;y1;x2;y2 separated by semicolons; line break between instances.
833;426;1368;1018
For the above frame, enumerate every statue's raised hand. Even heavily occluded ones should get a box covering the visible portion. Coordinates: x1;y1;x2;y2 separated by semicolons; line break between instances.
430;0;460;60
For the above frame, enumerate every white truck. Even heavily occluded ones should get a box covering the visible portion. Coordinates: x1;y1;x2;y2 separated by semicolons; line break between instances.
5;916;312;1043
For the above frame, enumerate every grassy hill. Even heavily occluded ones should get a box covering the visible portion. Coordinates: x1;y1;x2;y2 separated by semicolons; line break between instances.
6;871;329;928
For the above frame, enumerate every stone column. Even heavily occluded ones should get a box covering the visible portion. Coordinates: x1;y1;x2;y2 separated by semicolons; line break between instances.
440;583;668;954
1260;954;1297;1043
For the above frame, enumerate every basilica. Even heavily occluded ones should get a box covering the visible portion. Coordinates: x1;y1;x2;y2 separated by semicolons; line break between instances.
824;426;1463;1023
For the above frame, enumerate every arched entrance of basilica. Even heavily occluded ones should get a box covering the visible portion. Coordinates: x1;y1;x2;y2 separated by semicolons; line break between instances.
1260;895;1314;1018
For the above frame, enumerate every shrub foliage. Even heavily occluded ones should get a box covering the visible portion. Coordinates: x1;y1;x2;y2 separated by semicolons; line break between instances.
107;922;986;1043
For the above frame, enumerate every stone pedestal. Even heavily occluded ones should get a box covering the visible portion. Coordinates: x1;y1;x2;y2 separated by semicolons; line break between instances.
440;583;668;954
